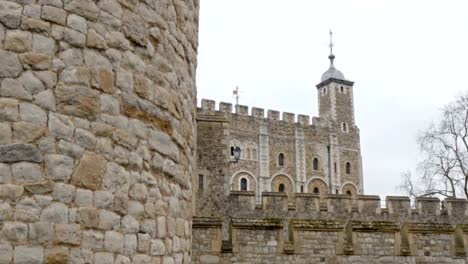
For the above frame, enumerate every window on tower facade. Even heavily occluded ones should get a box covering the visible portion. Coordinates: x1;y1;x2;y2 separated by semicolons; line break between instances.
278;184;285;192
313;187;320;194
313;158;319;170
240;178;248;191
278;153;285;166
342;122;348;133
346;162;351;174
198;175;204;191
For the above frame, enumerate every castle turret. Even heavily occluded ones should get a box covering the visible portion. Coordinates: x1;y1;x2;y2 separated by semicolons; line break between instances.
316;32;355;128
315;31;362;194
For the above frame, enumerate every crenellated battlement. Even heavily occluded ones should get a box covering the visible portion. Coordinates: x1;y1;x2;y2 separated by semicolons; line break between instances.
228;192;468;222
198;99;325;126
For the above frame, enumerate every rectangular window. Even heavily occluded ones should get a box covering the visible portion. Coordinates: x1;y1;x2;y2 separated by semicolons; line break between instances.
198;175;204;191
334;162;337;173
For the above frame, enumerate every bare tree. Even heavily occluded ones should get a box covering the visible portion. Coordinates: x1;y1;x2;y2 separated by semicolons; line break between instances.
402;94;468;199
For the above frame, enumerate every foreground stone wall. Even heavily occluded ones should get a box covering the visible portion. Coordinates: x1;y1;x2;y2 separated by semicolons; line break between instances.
0;0;199;263
193;195;468;264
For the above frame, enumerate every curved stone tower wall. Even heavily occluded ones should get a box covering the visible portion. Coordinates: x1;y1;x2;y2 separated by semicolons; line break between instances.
0;0;199;263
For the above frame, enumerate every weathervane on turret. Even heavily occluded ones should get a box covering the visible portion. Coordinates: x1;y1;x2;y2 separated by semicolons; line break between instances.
329;29;335;66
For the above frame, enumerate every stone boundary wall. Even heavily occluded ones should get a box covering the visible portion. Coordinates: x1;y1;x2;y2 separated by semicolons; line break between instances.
0;0;199;263
199;99;328;127
228;192;468;222
192;197;468;264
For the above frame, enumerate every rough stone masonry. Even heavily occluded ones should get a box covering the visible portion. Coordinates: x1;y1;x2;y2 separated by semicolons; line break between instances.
0;0;199;263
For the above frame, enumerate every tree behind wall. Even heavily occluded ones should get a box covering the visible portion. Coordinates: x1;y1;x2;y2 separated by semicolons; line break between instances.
400;94;468;199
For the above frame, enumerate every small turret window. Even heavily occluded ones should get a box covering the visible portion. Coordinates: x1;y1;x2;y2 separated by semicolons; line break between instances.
346;162;351;174
278;153;285;166
313;158;319;170
313;187;319;194
340;86;344;93
342;122;348;133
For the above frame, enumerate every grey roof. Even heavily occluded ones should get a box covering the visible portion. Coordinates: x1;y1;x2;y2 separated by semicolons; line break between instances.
321;65;345;82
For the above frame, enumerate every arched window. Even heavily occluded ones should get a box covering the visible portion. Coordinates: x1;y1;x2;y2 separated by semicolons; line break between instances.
230;147;235;156
252;149;257;159
246;148;251;159
240;178;248;191
340;86;344;93
346;190;352;196
278;153;284;166
313;158;319;170
300;185;304;193
346;162;351;174
278;183;285;193
313;187;319;194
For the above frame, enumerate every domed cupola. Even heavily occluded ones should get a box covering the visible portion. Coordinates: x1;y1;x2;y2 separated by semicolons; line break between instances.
320;31;346;82
321;53;345;82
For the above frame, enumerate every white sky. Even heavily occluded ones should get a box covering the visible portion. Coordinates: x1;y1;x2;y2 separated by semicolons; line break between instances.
196;0;468;198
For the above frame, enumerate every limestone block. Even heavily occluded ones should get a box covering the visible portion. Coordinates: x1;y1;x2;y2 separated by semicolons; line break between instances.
12;162;42;183
65;0;100;21
1;221;28;243
0;203;13;221
0;244;13;263
115;255;131;264
116;69;134;92
0;163;12;183
37;137;56;154
59;48;83;67
0;51;22;78
82;229;104;250
13;246;43;264
0;144;43;163
49;113;74;140
33;89;56;111
23;4;42;18
0;122;12;144
90;67;115;93
21;18;51;34
101;94;120;115
24;181;54;195
137;233;151;254
105;31;132;50
79;207;99;228
32;34;56;55
0;78;32;100
64;28;86;47
41;5;67;25
19;71;45;94
98;210;121;230
0;98;18;122
116;0;138;11
94;252;114;264
133;255;152;264
53;183;76;204
104;231;124;253
127;200;145;219
59;67;90;86
40;202;68;224
19;102;47;126
45;154;74;180
124;234;137;256
162;256;174;264
157;216;166;238
151;239;166;256
44;246;69;264
94;191;114;210
4;30;32;52
75;128;97;150
122;51;145;73
114;192;129;214
98;0;123;18
102;162;130;193
84;49;112;68
19;52;52;70
67;14;87;34
122;10;147;46
99;11;122;30
55;84;100;119
121;215;139;233
13;122;46;143
29;222;54;244
33;71;57;90
75;188;93;207
87;29;107;49
54;223;81;245
0;1;23;28
129;183;148;201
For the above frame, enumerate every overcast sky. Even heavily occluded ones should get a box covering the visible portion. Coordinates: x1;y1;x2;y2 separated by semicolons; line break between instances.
196;0;468;198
